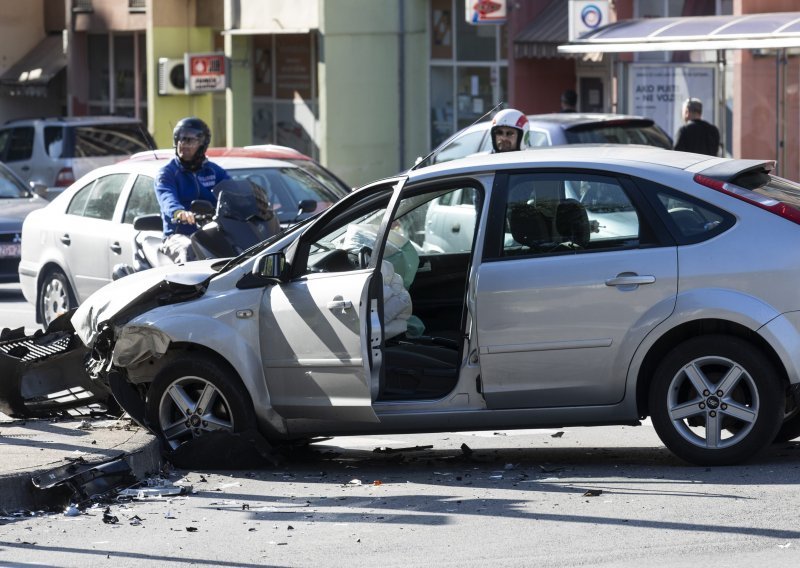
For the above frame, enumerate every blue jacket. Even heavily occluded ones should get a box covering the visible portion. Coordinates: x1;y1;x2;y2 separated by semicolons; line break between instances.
155;157;230;237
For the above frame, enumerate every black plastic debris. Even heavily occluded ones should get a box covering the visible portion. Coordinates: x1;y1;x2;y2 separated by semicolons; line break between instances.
0;314;118;418
583;489;603;497
31;455;136;505
102;507;119;524
373;445;433;454
460;443;473;456
551;431;565;438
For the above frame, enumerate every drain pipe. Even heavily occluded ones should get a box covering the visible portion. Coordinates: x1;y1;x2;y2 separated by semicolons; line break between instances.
398;0;406;172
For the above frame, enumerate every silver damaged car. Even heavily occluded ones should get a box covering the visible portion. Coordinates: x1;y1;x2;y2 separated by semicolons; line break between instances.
73;145;800;466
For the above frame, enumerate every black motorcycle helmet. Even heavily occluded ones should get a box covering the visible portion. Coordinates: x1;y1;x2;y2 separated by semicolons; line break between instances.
173;116;211;171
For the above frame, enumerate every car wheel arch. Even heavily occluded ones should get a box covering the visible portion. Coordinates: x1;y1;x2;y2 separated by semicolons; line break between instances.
633;318;787;418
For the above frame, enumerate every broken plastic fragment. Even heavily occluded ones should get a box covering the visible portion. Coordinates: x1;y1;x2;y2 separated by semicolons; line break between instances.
102;508;119;524
347;479;362;486
551;431;564;438
583;489;603;497
64;505;80;517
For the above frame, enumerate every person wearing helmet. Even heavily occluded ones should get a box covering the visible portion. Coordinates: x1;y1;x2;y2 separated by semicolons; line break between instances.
154;117;230;263
490;108;530;153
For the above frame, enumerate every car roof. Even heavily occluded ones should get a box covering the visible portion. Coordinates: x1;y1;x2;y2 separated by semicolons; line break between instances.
98;153;300;177
2;115;145;127
128;146;313;163
407;144;726;183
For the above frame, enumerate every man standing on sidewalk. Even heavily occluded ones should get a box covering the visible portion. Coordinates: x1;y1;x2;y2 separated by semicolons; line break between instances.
674;98;720;156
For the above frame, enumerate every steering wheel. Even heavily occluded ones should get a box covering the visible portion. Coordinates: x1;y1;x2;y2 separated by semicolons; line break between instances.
357;246;372;269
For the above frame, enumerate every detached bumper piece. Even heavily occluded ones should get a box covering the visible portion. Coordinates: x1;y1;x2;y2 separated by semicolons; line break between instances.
31;455;136;507
0;322;116;418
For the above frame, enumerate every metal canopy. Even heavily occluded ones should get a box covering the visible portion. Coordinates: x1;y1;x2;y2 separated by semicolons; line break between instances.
514;0;572;59
0;35;66;86
558;12;800;53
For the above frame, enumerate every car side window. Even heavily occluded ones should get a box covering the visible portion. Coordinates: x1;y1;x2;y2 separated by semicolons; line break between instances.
640;181;734;244
5;127;34;162
492;173;645;259
123;174;159;224
68;174;128;221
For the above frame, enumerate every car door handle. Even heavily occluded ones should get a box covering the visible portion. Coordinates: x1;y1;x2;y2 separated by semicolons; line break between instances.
59;234;71;246
605;274;656;287
327;300;353;310
110;242;122;254
451;223;461;233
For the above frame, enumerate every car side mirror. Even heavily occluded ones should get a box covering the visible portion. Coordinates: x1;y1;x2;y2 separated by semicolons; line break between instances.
133;214;164;232
30;182;49;199
238;252;286;289
297;199;317;215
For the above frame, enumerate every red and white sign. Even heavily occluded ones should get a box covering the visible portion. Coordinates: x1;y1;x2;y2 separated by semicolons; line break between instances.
465;0;506;25
185;52;227;93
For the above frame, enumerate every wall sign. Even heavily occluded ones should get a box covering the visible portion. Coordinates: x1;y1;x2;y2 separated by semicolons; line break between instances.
628;64;716;140
465;0;506;25
185;52;227;94
569;1;609;41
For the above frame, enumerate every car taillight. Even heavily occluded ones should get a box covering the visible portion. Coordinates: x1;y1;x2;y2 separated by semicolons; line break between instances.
694;173;800;225
54;167;75;187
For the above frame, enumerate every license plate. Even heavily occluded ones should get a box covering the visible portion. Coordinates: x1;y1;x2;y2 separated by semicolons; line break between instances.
0;243;21;258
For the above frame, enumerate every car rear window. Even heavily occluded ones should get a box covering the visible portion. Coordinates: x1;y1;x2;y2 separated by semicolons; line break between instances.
67;124;155;158
564;122;672;149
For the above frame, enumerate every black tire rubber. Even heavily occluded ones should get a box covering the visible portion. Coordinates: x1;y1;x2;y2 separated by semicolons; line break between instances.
774;412;800;443
145;353;256;452
649;335;783;466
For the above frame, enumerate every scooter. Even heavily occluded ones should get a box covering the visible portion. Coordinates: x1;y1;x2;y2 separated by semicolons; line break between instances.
112;179;286;279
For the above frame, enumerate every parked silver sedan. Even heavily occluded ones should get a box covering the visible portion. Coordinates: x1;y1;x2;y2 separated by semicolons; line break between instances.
73;145;800;466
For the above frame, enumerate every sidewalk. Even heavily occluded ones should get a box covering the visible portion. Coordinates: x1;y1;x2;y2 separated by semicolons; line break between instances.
0;413;162;512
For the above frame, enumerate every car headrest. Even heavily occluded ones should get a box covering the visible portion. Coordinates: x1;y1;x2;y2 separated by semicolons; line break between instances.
508;203;550;249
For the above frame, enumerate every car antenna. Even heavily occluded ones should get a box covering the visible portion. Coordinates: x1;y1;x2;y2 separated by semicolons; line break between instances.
137;121;159;160
410;100;505;171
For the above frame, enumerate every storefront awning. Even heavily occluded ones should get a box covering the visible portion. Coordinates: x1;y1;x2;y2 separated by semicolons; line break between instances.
558;11;800;54
514;0;572;59
0;35;66;86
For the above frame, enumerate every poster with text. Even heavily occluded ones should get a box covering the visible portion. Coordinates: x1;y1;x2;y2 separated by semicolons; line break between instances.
628;64;716;143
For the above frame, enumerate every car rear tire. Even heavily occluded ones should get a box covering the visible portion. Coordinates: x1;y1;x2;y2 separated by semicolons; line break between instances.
649;335;783;466
39;268;76;328
145;354;256;451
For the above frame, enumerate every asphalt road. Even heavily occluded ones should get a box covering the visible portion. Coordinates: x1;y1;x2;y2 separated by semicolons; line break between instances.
0;282;39;333
1;425;799;567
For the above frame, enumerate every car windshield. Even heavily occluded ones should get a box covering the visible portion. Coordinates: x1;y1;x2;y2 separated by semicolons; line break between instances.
564;123;672;148
0;167;28;198
282;159;350;196
229;166;343;225
71;124;155;157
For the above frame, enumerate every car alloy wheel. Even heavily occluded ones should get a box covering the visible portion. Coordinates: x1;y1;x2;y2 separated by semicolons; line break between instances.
146;355;256;451
649;335;783;466
39;269;74;328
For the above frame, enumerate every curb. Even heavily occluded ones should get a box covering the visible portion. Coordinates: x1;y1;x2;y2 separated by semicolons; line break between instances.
0;426;162;513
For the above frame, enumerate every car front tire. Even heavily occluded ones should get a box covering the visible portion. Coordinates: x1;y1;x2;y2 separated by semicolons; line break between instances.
145;354;256;452
649;335;783;466
38;268;76;328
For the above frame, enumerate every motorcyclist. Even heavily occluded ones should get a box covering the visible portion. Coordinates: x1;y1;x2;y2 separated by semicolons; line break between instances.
154;117;230;263
490;108;530;153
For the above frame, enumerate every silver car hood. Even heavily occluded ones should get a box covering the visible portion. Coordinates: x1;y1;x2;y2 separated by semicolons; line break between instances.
72;261;217;347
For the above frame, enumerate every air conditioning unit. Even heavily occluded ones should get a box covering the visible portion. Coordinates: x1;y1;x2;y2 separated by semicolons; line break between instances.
158;58;186;95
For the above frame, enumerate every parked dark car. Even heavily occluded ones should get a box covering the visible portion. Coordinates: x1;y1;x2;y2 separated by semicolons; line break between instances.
0;161;47;282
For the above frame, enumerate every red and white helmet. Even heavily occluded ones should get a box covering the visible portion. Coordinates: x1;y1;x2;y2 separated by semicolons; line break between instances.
490;108;530;152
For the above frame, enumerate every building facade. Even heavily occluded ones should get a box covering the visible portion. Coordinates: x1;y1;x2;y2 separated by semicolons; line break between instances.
1;0;798;186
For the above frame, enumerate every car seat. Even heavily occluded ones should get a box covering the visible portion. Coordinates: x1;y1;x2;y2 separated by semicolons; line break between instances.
554;199;590;248
507;202;550;251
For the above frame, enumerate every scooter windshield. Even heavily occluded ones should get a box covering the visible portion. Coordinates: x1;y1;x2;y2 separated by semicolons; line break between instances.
214;179;272;221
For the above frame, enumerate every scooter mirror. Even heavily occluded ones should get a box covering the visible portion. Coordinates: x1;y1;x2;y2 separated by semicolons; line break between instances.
133;214;163;231
190;199;215;216
297;199;317;214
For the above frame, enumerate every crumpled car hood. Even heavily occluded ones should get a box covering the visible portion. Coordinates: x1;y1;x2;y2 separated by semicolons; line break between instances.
72;261;218;348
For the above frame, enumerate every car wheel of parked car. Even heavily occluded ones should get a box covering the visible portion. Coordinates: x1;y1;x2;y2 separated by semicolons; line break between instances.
649;335;783;466
145;354;256;451
39;268;76;328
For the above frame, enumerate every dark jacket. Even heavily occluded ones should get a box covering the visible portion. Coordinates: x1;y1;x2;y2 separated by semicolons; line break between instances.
674;119;720;156
155;157;230;237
